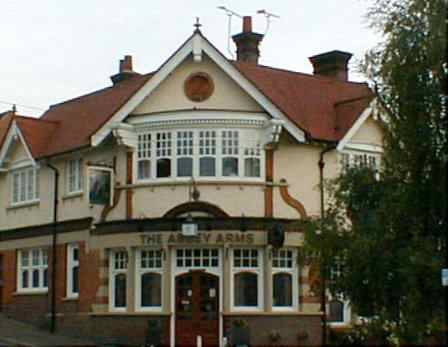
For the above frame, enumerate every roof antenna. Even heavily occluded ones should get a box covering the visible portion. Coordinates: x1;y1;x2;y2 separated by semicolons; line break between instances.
217;6;242;59
256;9;280;36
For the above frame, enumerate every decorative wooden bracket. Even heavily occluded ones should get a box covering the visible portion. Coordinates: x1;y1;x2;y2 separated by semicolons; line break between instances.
100;182;123;222
279;178;308;219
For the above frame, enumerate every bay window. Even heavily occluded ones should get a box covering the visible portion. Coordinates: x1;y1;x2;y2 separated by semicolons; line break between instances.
11;166;39;205
232;248;263;310
135;129;263;181
341;151;380;171
18;248;48;292
110;250;128;311
272;249;298;310
136;249;163;311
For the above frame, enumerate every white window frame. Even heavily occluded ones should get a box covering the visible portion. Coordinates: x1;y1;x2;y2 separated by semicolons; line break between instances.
10;166;39;205
66;243;79;299
135;248;163;312
272;249;299;311
135;128;265;183
340;150;381;171
231;248;264;312
66;158;84;194
109;250;128;312
328;295;352;326
17;248;48;293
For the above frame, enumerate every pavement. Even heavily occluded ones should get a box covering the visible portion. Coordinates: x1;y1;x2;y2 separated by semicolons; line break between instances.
0;314;96;347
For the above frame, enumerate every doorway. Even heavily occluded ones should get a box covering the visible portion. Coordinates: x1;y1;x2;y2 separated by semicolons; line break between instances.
175;271;219;347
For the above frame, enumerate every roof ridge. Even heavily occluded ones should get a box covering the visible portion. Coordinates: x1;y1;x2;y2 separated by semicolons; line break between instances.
334;94;373;106
14;115;60;124
234;61;369;86
46;72;155;110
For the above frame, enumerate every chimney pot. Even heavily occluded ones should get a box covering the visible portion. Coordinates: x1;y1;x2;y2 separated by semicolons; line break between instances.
242;16;252;33
111;55;140;84
120;55;133;73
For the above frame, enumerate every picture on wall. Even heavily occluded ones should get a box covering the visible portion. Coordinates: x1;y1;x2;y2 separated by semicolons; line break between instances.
88;166;114;205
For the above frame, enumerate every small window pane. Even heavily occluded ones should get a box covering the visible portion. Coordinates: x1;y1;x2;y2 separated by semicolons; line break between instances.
245;158;260;177
200;157;215;176
43;268;48;288
22;270;29;288
21;251;29;267
234;272;258;307
222;157;238;177
138;160;151;180
32;269;40;288
72;267;79;294
141;273;162;307
273;273;293;307
157;159;171;178
328;300;344;322
115;274;127;308
178;158;193;177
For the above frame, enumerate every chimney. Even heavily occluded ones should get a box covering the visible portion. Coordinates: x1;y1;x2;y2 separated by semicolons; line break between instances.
232;16;264;64
308;50;353;81
110;55;140;84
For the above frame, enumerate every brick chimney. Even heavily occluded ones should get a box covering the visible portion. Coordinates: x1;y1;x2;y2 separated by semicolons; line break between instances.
111;55;140;84
232;16;264;64
308;50;353;81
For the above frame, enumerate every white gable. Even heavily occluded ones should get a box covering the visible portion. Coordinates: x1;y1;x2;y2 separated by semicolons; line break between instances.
0;121;36;169
91;31;305;147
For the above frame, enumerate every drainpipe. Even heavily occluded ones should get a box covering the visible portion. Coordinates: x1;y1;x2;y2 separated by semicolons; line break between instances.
47;164;59;334
318;145;336;347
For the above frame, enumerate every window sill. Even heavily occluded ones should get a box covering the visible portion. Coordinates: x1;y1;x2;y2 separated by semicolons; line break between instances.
89;311;171;317
63;296;79;301
62;192;84;201
7;200;40;211
224;311;321;316
13;289;48;296
124;178;266;189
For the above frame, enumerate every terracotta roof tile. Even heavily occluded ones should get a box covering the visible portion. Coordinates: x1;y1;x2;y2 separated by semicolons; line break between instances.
0;112;14;149
233;62;373;141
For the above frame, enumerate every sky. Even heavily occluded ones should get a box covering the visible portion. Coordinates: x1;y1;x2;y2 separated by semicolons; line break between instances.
0;0;380;117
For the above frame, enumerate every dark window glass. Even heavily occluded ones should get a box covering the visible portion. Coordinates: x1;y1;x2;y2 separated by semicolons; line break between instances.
43;268;48;288
222;157;238;176
22;270;29;288
73;248;79;262
199;157;215;176
328;300;344;322
141;273;162;307
115;274;127;308
72;266;79;294
273;273;293;307
244;158;260;177
177;158;193;177
234;272;258;307
32;269;39;288
157;158;171;178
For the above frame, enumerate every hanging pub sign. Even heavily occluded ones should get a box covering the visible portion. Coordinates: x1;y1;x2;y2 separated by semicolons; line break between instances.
268;224;285;248
88;166;114;206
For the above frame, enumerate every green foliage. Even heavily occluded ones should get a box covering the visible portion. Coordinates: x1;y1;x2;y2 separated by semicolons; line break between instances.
303;0;447;344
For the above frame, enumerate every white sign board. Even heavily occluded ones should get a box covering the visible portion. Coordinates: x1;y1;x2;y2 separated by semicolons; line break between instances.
442;269;448;286
182;223;198;236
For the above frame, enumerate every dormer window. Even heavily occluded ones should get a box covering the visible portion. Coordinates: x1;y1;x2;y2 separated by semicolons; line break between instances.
136;128;264;181
11;166;39;205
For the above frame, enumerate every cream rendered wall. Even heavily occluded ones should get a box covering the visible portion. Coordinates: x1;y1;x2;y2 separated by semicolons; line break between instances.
349;117;383;147
133;55;263;114
0;142;128;231
133;184;265;218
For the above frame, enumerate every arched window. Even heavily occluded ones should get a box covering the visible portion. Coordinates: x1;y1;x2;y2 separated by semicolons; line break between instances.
137;249;163;311
273;273;292;307
328;299;344;322
110;251;128;311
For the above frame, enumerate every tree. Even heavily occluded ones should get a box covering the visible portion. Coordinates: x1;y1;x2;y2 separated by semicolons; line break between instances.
303;0;447;344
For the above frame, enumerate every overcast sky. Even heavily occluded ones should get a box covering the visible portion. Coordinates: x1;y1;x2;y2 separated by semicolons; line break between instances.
0;0;380;117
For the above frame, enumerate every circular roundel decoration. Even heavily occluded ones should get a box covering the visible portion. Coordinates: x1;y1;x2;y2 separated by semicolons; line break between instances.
184;72;214;102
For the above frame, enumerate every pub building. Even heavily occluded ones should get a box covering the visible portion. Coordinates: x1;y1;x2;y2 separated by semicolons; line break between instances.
0;16;383;347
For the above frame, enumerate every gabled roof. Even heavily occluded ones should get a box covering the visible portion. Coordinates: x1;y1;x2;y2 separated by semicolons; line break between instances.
0;31;374;159
0;111;14;149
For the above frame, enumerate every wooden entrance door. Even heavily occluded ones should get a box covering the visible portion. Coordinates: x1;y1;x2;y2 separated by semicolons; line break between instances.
175;271;219;347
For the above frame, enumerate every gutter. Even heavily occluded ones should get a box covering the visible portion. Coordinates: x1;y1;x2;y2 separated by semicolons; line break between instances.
318;144;337;347
46;163;59;334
